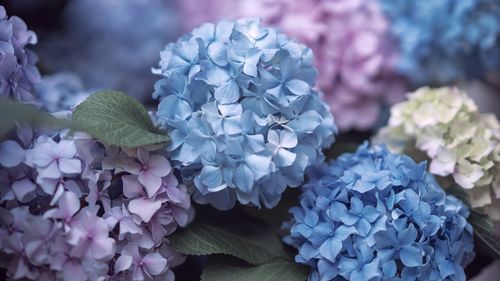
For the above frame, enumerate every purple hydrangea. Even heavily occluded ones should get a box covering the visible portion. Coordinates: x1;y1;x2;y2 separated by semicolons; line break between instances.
283;143;475;281
0;5;40;103
0;131;194;281
176;0;407;131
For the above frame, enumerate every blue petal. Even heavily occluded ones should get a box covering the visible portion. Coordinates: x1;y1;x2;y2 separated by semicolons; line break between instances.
214;80;240;104
286;79;310;96
233;164;254;193
319;237;343;262
400;245;423;267
157;95;192;121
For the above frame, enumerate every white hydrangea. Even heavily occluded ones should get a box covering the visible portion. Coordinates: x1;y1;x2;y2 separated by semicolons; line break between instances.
376;87;500;220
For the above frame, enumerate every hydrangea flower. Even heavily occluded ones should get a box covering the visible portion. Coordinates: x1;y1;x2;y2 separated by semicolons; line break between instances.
283;143;475;281
153;18;337;210
36;0;178;100
376;87;500;220
175;0;407;131
0;131;194;281
0;5;40;103
36;72;91;112
379;0;500;85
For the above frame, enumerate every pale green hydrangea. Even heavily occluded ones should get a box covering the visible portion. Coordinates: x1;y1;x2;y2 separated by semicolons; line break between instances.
376;87;500;220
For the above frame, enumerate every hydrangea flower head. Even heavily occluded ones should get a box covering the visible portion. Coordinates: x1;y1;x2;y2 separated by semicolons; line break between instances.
284;143;475;281
153;18;337;210
36;72;91;112
0;131;193;280
379;0;500;85
0;5;40;103
376;87;500;220
176;0;408;131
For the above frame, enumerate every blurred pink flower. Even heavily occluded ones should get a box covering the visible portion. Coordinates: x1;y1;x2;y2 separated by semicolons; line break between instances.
177;0;407;131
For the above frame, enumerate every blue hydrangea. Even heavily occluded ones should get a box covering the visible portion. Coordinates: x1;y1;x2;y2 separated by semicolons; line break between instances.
380;0;500;85
284;143;475;281
0;5;40;103
36;72;92;112
153;18;337;210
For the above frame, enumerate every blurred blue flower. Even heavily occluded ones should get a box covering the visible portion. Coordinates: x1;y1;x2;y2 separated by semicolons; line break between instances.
380;0;500;85
284;143;475;281
0;5;40;103
37;0;178;100
153;19;337;210
36;72;91;112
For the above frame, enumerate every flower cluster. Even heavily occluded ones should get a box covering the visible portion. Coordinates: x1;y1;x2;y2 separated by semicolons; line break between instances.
176;0;407;131
376;87;500;220
0;132;193;281
0;5;40;103
36;72;91;112
153;18;337;210
283;143;475;281
379;0;500;85
37;0;178;100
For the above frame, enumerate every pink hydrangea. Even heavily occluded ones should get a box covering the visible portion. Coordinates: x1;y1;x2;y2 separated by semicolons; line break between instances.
176;0;407;131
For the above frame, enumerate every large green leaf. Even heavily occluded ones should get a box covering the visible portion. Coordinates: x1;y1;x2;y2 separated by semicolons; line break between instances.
0;98;71;139
72;91;169;147
469;210;500;259
201;256;309;281
170;221;288;265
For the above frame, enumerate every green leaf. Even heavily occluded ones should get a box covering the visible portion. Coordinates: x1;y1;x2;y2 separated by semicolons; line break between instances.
170;221;288;265
201;256;309;281
469;210;500;259
0;98;72;139
72;91;169;148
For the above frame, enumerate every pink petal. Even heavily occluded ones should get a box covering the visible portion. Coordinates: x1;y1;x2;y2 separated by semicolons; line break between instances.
62;260;87;281
122;175;144;198
36;178;57;196
166;187;188;205
56;140;77;158
132;266;144;281
12;179;36;203
128;198;162;223
172;206;190;227
143;253;167;275
150;217;168;243
137;147;150;164
114;254;133;273
148;155;171;177
58;158;82;174
90;237;115;260
139;171;162;198
37;161;61;179
57;191;80;219
125;160;142;175
119;217;142;237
